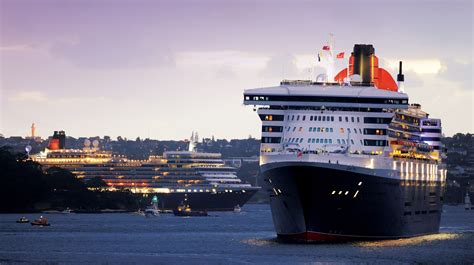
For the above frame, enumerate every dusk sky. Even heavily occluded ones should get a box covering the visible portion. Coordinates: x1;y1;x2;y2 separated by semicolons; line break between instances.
1;0;472;140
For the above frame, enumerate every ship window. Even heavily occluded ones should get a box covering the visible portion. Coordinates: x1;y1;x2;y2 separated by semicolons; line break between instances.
322;116;326;121
293;127;296;132
357;117;360;123
347;128;351;133
324;139;328;144
364;117;392;124
318;116;322;121
354;129;357;134
339;116;342;122
345;117;349;122
337;139;341;144
261;137;281;144
297;115;300;121
309;127;313;132
329;139;333;144
292;115;295;121
302;116;306;121
351;117;355;122
310;116;313;121
299;138;303;143
340;128;344;134
316;139;319;143
342;139;346;144
331;116;334;122
259;114;284;121
359;129;362;134
351;139;355;145
308;138;311;143
363;139;388;146
311;139;315;143
299;127;303;132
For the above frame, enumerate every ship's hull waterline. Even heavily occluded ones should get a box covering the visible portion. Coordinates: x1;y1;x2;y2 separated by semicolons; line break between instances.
261;162;444;242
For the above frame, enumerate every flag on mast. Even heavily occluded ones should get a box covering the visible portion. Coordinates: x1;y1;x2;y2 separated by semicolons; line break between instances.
322;45;330;51
336;52;345;59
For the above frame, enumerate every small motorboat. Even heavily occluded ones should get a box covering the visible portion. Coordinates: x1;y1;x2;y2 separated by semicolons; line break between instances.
173;202;207;217
16;217;29;223
61;207;72;214
31;216;50;226
134;209;146;216
144;208;160;217
233;205;242;213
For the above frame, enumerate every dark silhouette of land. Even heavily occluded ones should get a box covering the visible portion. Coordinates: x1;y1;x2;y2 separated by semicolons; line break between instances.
0;147;146;213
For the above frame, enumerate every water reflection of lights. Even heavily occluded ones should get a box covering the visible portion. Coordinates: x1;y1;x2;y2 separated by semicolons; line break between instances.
242;238;276;246
355;233;460;248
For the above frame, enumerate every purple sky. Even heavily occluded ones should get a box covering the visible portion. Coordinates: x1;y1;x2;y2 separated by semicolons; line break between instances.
1;0;472;140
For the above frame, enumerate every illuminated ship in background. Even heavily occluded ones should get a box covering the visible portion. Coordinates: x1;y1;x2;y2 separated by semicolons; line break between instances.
244;44;446;241
32;132;259;211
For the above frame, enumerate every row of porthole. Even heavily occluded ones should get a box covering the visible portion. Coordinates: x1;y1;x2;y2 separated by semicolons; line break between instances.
330;182;362;198
331;190;360;198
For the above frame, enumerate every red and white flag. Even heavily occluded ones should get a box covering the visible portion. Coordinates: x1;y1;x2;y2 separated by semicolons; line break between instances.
322;45;330;51
336;52;345;59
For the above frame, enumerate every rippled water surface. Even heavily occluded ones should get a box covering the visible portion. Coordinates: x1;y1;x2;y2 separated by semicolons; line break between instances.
1;205;473;264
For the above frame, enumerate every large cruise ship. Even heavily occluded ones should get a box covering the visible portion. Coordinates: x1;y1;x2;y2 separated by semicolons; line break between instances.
32;133;259;211
244;44;446;241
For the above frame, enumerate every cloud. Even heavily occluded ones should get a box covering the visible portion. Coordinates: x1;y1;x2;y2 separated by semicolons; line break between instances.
386;59;442;75
49;37;175;69
215;65;236;79
176;50;268;70
402;70;424;88
0;45;34;52
8;91;47;102
438;59;473;90
0;44;46;54
260;53;299;79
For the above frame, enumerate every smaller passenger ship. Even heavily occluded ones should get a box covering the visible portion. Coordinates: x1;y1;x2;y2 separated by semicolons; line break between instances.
32;132;260;211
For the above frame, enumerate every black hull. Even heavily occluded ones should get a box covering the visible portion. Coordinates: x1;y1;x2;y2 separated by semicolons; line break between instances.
152;189;258;211
262;162;444;242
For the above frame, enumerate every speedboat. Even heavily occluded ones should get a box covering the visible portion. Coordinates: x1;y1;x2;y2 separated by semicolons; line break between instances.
173;202;207;217
134;209;146;216
31;216;50;226
16;217;29;223
145;208;160;217
61;208;72;214
233;205;241;213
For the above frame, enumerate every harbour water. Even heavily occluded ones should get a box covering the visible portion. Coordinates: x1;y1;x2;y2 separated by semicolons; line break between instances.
1;204;473;264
